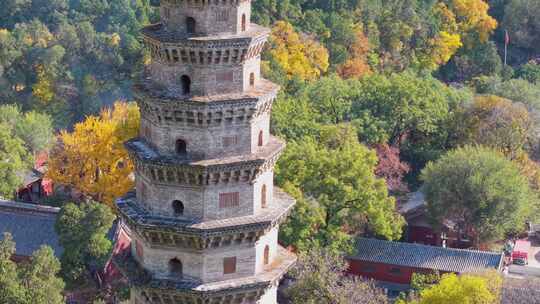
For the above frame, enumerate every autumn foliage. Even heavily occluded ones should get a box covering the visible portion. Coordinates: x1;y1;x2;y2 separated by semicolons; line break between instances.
448;0;498;45
337;28;372;79
417;0;496;70
374;144;410;194
47;101;140;206
266;21;329;81
463;95;532;158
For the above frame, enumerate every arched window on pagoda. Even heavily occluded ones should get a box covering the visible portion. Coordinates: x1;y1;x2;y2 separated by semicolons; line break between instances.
186;17;196;34
169;258;183;276
172;200;184;216
181;75;191;95
258;131;263;147
176;139;187;155
261;184;267;208
249;72;255;87
263;245;270;265
241;14;246;32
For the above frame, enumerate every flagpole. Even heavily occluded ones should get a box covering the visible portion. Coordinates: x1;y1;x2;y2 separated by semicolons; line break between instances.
505;43;507;66
504;30;509;66
504;43;508;65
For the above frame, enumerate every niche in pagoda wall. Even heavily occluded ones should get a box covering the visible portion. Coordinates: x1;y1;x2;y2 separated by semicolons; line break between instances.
236;1;251;33
250;111;270;153
131;231;265;284
252;169;274;214
254;226;278;274
242;57;261;92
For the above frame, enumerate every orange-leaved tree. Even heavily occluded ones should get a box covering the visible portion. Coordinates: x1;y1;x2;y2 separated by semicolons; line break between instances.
265;21;329;81
337;27;372;79
47;101;140;207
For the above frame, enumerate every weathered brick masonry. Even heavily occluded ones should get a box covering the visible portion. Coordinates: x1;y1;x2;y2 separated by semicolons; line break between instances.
115;1;296;303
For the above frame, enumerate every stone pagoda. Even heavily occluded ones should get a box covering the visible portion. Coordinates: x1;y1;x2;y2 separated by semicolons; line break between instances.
115;0;296;303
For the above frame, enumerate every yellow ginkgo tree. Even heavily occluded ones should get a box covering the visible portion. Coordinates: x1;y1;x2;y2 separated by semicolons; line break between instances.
47;101;140;207
265;21;329;81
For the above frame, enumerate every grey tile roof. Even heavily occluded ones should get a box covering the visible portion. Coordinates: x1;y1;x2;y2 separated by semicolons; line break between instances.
125;135;284;167
351;238;503;273
502;277;540;303
0;200;63;257
16;168;44;187
398;190;426;214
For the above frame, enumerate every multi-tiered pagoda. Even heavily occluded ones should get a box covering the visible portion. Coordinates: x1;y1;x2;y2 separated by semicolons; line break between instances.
115;0;296;303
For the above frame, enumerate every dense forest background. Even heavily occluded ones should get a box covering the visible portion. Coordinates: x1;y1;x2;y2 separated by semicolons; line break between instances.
1;0;540;257
0;0;538;128
0;0;158;129
1;1;540;302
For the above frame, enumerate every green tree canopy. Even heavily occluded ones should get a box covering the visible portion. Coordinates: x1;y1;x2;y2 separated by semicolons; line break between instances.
473;76;540;112
277;124;404;253
502;0;540;55
273;72;472;173
0;233;65;304
517;62;540;84
0;104;54;154
459;95;533;158
351;72;466;146
55;201;115;284
438;41;502;82
0;122;30;198
271;94;322;141
21;245;65;303
0;0;157;129
0;232;24;302
300;74;354;125
421;145;536;244
351;72;472;177
0;105;53;199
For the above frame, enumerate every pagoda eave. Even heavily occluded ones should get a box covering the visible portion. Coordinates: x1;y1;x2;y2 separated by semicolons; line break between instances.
125;136;284;171
133;78;279;104
141;23;270;45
